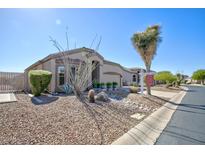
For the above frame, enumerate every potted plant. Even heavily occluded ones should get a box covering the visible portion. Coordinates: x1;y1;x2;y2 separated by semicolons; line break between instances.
93;80;97;89
97;82;101;89
100;82;105;89
112;82;118;90
106;82;112;90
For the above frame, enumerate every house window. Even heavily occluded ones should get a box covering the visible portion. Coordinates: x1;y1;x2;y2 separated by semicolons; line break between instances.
137;74;140;83
58;66;65;86
133;75;136;82
71;67;76;80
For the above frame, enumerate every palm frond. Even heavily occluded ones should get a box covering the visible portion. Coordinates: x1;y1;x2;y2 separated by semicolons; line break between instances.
131;24;162;70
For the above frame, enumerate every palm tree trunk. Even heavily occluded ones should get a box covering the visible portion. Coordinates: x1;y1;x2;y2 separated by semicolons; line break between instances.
146;66;151;95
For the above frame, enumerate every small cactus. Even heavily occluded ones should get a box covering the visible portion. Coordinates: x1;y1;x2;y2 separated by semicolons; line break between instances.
88;89;95;103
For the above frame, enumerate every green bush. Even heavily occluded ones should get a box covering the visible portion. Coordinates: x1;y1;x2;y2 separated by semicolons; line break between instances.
112;82;118;89
96;82;101;88
93;80;97;88
184;80;188;84
106;82;112;89
29;70;52;96
100;83;105;88
154;71;177;85
192;69;205;84
130;82;138;87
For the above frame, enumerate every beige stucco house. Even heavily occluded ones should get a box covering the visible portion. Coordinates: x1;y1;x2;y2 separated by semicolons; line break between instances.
24;47;145;93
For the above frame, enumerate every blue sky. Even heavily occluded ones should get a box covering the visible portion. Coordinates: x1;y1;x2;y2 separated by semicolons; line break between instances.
0;9;205;76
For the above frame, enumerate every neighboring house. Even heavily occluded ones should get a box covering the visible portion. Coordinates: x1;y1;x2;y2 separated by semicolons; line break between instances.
24;47;145;93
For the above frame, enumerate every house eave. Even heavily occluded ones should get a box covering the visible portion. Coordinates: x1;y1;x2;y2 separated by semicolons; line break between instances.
24;47;105;72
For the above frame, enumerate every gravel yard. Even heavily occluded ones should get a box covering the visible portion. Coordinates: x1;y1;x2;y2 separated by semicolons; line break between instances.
0;92;167;145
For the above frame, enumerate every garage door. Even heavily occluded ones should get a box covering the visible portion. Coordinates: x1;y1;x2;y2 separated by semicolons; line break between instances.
103;73;121;87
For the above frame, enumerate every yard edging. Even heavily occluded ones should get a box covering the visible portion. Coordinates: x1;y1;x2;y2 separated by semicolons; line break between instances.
189;84;205;87
111;86;188;145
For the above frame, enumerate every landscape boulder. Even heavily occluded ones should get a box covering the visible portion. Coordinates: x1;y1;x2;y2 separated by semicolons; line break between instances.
95;91;110;102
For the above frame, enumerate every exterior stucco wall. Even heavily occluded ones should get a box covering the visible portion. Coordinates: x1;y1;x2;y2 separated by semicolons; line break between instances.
102;63;123;75
49;59;56;92
122;71;133;85
24;48;143;93
101;62;139;86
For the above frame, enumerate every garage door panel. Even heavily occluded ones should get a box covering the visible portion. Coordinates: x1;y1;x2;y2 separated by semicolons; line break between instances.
103;74;120;87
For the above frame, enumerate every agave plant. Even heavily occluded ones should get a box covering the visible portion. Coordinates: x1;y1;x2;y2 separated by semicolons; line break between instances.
131;25;162;95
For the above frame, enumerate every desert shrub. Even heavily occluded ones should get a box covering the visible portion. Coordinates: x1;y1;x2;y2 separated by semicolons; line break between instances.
130;86;139;93
63;83;73;94
176;80;181;87
175;73;185;87
130;82;138;87
29;70;52;96
184;80;188;84
106;82;112;89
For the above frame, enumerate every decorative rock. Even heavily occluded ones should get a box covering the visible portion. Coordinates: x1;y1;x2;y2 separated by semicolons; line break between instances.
131;113;145;120
95;92;110;102
88;89;95;103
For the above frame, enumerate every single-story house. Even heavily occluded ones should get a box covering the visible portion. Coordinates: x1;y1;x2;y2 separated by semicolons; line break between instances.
24;47;146;93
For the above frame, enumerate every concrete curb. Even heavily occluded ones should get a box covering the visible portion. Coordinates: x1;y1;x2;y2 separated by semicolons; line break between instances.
112;86;188;145
189;84;205;87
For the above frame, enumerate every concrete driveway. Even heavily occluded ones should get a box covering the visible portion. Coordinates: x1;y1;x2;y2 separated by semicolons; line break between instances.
156;85;205;145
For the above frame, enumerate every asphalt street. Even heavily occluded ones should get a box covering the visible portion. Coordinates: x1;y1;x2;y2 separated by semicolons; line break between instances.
156;85;205;145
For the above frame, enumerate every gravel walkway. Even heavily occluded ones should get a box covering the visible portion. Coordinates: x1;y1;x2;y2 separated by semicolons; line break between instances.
0;93;167;145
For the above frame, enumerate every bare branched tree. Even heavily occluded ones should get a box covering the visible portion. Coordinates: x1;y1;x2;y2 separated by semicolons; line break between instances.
49;30;106;143
49;32;101;102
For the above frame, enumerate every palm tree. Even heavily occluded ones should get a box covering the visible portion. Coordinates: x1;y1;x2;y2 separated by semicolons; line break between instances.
131;25;162;95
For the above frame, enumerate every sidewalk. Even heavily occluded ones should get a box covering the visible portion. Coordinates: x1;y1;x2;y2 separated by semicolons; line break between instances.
143;90;178;99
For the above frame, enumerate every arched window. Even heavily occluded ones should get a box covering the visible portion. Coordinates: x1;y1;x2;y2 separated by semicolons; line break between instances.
133;75;136;82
